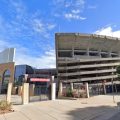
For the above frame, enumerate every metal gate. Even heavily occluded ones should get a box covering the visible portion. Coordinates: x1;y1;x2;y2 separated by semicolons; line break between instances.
73;84;86;98
29;85;50;102
89;84;104;96
62;83;86;98
1;85;8;94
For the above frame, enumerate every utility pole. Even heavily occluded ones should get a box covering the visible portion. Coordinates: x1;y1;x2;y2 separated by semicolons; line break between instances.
112;78;115;103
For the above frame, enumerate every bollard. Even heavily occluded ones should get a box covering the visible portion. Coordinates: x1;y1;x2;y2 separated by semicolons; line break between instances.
6;83;12;103
22;83;29;104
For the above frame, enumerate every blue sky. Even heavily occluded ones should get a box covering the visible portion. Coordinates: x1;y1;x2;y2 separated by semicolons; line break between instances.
0;0;120;68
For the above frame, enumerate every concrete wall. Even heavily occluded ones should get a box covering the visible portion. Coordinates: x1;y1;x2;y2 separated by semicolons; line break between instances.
55;33;120;53
0;62;15;92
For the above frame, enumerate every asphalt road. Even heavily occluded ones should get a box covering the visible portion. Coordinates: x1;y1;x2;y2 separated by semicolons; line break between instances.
108;111;120;120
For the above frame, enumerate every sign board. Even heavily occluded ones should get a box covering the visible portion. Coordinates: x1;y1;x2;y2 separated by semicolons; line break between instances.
30;78;50;82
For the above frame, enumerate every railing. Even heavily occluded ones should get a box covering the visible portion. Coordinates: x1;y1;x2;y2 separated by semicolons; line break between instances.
58;69;116;76
58;62;120;70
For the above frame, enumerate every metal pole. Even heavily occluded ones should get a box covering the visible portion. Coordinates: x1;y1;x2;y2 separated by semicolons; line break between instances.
112;78;115;103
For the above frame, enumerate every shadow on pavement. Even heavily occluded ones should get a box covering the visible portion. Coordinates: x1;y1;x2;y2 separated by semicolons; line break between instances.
107;111;120;120
67;105;118;120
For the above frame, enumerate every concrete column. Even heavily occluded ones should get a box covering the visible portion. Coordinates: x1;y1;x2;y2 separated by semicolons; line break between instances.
70;83;73;91
72;47;74;58
58;82;63;96
85;82;89;98
103;83;106;94
6;83;12;103
24;74;28;82
51;76;54;83
29;84;35;96
51;83;56;100
51;76;56;100
86;48;89;56
108;51;112;57
22;83;29;105
118;51;120;57
98;49;101;58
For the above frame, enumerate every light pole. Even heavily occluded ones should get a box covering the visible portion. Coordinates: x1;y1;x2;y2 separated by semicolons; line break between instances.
112;78;115;103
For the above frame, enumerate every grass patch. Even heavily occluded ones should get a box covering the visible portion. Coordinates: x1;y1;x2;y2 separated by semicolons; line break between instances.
0;100;14;114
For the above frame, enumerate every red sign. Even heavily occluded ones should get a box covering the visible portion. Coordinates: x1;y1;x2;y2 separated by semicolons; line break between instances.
30;78;50;82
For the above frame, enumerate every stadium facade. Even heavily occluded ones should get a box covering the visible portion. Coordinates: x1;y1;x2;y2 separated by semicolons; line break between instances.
55;33;120;95
0;48;56;94
0;48;15;93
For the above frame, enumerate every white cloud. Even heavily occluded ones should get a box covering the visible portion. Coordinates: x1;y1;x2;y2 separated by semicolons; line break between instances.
0;0;56;40
64;13;86;20
8;0;26;20
32;19;45;33
64;1;72;8
52;0;86;21
47;24;56;30
0;39;56;68
95;26;120;38
15;49;56;69
0;40;11;51
71;9;80;14
75;0;85;6
62;0;85;8
0;0;56;68
32;19;56;38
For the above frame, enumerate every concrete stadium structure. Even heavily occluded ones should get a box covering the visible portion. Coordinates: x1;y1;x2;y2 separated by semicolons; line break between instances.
55;33;120;95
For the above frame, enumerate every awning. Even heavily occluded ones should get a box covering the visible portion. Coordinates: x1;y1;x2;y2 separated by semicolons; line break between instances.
30;78;50;82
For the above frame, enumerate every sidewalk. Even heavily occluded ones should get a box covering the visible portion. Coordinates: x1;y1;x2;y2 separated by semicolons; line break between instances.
0;95;120;120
